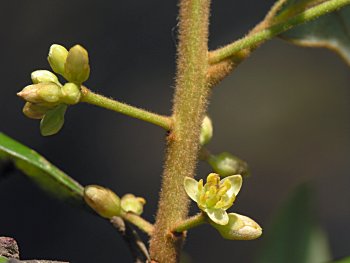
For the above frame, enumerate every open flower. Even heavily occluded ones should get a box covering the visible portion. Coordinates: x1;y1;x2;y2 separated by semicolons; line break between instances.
184;173;242;225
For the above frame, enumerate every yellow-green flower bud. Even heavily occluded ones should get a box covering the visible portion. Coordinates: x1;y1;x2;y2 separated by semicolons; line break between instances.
200;115;213;146
22;102;51;119
210;213;262;240
120;194;146;215
208;152;250;177
48;44;68;76
17;84;42;103
31;70;60;86
61;83;81;105
84;185;121;219
64;45;90;84
17;83;62;104
36;83;62;103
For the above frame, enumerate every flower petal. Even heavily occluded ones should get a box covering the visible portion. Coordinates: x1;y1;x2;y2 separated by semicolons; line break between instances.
184;177;199;202
222;174;242;198
206;208;229;225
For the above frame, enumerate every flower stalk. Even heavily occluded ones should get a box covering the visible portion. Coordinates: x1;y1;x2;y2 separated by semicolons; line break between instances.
172;213;206;233
80;87;172;130
121;212;154;236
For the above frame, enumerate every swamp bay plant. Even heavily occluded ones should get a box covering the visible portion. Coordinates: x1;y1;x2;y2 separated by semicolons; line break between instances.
1;0;350;262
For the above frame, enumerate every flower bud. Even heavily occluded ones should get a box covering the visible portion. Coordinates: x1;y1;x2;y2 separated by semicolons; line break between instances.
200;115;213;146
120;194;146;215
48;44;69;76
84;185;121;219
17;83;62;104
208;152;250;177
31;70;60;86
17;84;42;103
22;102;51;119
37;83;62;103
61;82;81;105
210;213;262;240
64;45;90;84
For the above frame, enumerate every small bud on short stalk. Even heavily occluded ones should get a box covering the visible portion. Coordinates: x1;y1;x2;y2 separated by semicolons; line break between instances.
208;152;250;177
84;185;121;219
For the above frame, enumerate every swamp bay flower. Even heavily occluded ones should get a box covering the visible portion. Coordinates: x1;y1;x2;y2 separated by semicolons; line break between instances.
184;173;242;225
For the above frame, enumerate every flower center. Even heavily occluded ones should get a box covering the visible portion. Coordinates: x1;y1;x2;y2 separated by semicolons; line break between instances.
197;173;235;209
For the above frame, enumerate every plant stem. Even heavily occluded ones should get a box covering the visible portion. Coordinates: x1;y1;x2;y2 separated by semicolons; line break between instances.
172;213;206;233
80;87;172;130
263;0;288;25
110;217;151;262
209;0;350;64
206;0;288;87
122;212;154;236
149;0;211;262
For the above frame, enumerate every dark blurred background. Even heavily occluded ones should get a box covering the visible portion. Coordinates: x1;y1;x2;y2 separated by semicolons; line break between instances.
1;1;349;262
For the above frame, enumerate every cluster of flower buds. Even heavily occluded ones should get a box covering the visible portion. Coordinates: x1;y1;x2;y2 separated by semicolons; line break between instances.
184;173;261;240
17;44;90;136
84;185;146;219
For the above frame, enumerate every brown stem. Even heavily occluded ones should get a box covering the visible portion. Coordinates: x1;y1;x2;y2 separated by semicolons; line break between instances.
110;217;151;263
149;0;211;262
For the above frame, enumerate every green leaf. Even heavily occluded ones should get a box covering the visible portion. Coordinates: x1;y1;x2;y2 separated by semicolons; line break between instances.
0;132;84;205
40;104;67;136
278;2;350;65
331;257;350;263
0;256;8;263
256;183;332;263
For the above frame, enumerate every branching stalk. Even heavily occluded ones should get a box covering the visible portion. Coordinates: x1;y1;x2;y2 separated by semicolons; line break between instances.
209;0;350;64
172;213;206;233
80;87;172;130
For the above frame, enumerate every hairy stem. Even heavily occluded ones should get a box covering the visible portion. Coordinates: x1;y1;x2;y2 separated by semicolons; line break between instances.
80;87;172;130
149;0;211;262
209;0;350;64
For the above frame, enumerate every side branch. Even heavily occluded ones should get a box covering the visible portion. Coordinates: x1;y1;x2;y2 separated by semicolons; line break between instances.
110;217;151;263
122;212;154;236
172;213;206;233
208;0;350;64
80;87;172;130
